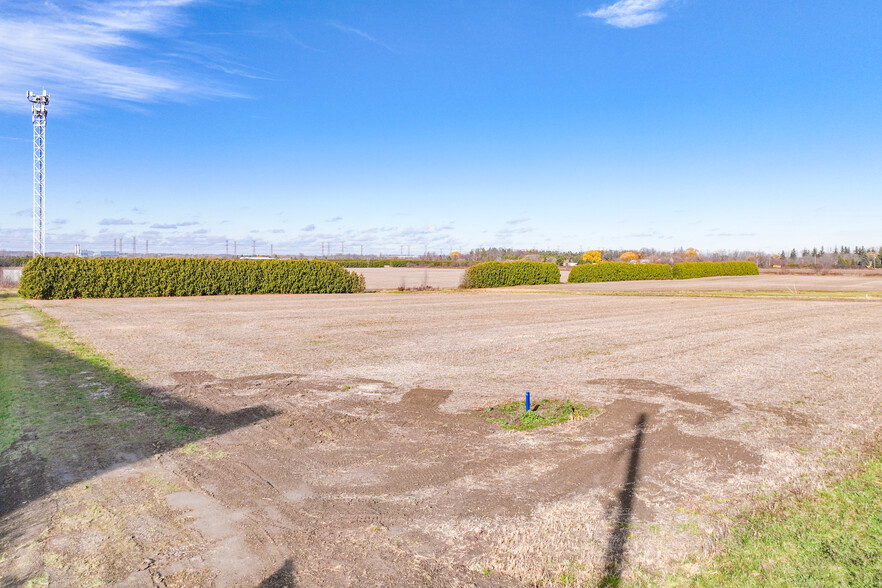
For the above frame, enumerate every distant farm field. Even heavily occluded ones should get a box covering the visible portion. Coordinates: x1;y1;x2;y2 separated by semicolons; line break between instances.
352;266;882;292
2;275;881;586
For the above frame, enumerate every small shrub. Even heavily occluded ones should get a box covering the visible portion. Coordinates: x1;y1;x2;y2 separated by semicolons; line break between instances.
18;257;365;300
462;261;560;288
479;399;601;431
672;261;759;279
567;262;672;283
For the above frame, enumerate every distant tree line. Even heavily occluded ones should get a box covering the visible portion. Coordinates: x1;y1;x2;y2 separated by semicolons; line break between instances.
3;245;880;269
773;245;882;269
463;245;880;269
0;254;33;267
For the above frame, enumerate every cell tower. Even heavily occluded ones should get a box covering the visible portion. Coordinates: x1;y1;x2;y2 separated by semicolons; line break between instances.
27;90;49;257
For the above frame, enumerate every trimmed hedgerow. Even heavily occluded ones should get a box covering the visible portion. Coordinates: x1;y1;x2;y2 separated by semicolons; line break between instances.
672;261;759;279
18;257;365;300
462;261;560;288
567;262;673;283
0;255;32;267
367;259;453;268
331;259;369;268
329;259;456;268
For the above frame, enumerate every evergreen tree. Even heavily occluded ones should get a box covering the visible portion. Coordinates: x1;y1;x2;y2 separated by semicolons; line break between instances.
790;249;797;259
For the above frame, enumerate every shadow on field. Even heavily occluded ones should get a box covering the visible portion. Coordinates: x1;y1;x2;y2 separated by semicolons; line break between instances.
256;558;299;587
599;413;647;587
0;324;279;524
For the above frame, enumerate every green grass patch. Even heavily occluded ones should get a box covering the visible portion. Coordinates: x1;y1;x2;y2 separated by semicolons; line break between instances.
0;325;27;452
24;302;202;443
0;295;203;459
663;448;882;587
479;399;601;431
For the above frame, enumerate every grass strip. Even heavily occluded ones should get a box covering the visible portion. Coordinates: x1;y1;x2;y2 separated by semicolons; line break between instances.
0;295;202;457
663;448;882;587
0;319;27;452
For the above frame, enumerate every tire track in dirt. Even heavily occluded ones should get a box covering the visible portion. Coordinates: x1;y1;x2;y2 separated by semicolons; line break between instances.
138;372;766;585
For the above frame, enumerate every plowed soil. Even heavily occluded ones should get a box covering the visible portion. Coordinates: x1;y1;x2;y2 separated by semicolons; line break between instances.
3;279;882;586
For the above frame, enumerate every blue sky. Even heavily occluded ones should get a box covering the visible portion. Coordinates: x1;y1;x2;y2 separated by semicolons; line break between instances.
1;0;880;255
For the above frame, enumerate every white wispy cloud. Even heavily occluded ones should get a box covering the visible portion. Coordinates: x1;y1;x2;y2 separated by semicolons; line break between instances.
328;21;392;51
0;1;241;111
582;0;670;28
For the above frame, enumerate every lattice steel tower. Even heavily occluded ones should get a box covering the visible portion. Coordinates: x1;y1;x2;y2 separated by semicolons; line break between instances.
28;90;50;256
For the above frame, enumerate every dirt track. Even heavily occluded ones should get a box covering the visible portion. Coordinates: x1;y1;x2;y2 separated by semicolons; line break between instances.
4;278;882;586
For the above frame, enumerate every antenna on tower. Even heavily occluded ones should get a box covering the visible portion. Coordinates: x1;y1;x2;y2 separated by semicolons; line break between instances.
27;90;49;257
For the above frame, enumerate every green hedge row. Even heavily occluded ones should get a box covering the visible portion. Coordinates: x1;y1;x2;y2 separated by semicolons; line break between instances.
568;262;673;283
330;259;455;268
672;261;759;279
18;257;365;299
567;261;760;283
0;255;31;267
462;261;560;288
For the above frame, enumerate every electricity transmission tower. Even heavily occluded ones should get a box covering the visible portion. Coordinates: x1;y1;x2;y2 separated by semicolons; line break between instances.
27;90;49;256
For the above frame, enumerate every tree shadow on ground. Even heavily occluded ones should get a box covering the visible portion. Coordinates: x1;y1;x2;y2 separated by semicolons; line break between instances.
599;413;647;587
0;324;279;524
256;558;298;587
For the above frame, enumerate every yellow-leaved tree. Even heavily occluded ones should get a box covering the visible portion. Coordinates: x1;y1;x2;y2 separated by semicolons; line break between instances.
684;248;700;260
581;250;603;264
619;251;640;262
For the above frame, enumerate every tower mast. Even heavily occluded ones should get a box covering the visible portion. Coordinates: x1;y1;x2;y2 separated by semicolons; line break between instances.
27;90;49;257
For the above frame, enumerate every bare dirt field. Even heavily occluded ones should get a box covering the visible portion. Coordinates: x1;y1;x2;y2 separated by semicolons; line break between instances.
518;273;882;294
3;277;882;586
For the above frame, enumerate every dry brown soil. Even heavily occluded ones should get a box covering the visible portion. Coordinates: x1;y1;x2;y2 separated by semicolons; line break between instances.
3;277;882;586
